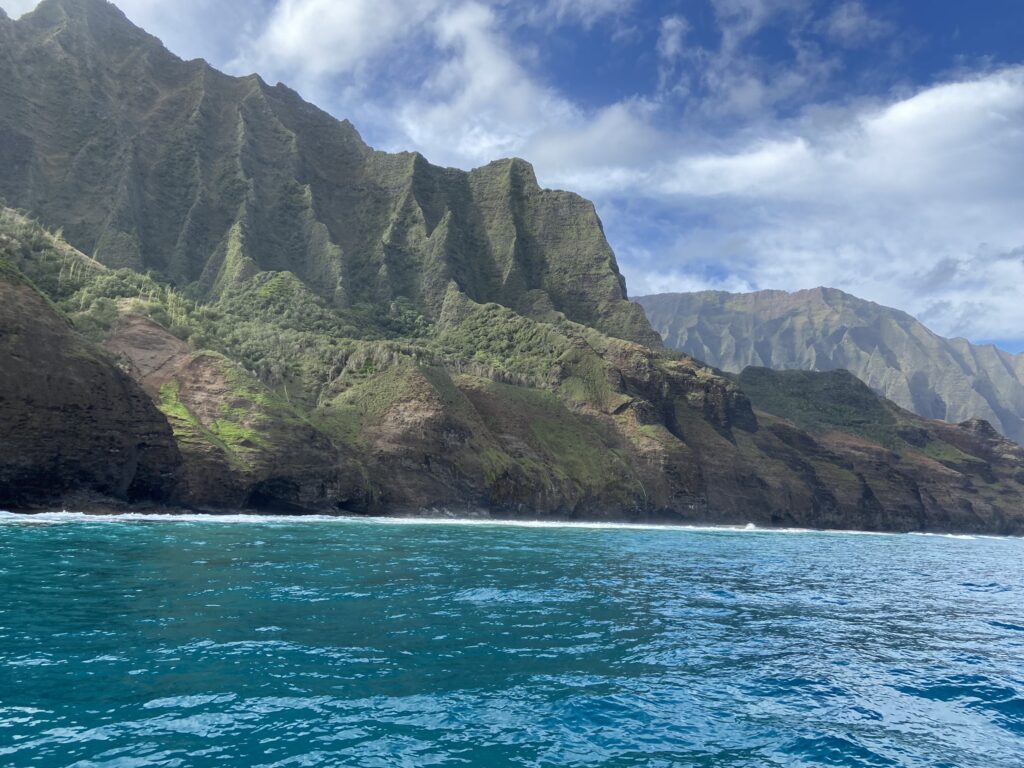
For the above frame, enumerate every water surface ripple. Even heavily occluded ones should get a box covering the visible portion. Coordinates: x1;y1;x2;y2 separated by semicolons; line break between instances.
1;514;1022;766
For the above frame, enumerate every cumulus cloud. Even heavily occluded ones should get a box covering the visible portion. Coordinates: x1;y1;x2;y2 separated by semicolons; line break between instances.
824;1;893;48
226;0;599;166
231;0;439;83
394;2;579;166
523;99;668;190
622;68;1024;341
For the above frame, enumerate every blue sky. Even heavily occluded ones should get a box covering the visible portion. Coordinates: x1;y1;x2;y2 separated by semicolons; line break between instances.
4;0;1024;350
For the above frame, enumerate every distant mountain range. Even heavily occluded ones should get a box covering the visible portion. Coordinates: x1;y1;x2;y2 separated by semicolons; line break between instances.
636;288;1024;444
1;0;1023;533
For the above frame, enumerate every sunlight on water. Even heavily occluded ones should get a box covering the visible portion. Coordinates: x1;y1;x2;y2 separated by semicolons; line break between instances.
1;514;1022;766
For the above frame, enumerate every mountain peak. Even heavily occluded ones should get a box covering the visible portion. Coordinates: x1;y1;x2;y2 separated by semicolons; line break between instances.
23;0;150;40
30;0;124;19
638;286;1024;444
471;156;540;188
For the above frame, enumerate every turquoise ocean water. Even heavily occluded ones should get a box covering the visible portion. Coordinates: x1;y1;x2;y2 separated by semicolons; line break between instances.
1;512;1022;767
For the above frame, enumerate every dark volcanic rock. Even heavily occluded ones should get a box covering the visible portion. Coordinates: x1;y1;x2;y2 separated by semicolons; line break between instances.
735;369;1024;535
104;314;368;513
0;264;181;508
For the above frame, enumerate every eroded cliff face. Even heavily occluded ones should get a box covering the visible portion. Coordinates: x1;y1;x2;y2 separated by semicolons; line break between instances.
735;368;1024;534
103;315;366;512
636;288;1024;444
3;211;1024;532
0;0;656;347
0;262;180;508
1;1;1022;532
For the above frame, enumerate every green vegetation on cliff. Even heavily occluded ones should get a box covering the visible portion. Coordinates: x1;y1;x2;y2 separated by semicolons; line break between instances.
738;368;898;443
1;0;1023;533
6;172;1024;531
0;0;656;348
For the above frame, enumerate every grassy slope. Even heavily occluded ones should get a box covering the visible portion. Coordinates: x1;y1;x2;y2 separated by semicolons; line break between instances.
738;367;994;475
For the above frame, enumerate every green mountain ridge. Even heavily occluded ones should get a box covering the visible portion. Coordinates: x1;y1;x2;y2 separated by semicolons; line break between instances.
0;0;657;348
1;0;1023;533
636;288;1024;444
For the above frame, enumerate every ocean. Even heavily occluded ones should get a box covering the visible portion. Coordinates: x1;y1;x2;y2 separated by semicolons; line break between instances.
1;512;1022;766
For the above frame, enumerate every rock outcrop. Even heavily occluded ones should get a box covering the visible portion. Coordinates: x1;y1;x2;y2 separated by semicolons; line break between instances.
0;258;180;508
736;368;1024;534
104;314;365;512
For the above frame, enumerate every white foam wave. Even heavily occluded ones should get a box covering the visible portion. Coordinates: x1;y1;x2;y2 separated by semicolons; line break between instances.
0;509;806;532
0;510;1019;539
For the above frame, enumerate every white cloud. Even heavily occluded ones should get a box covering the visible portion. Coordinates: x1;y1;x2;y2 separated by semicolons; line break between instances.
658;69;1024;204
395;2;579;167
825;1;892;48
657;138;814;197
224;0;595;168
655;13;690;92
647;0;843;118
528;0;635;27
523;99;666;191
657;15;689;61
231;0;439;83
711;0;807;51
621;68;1024;341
